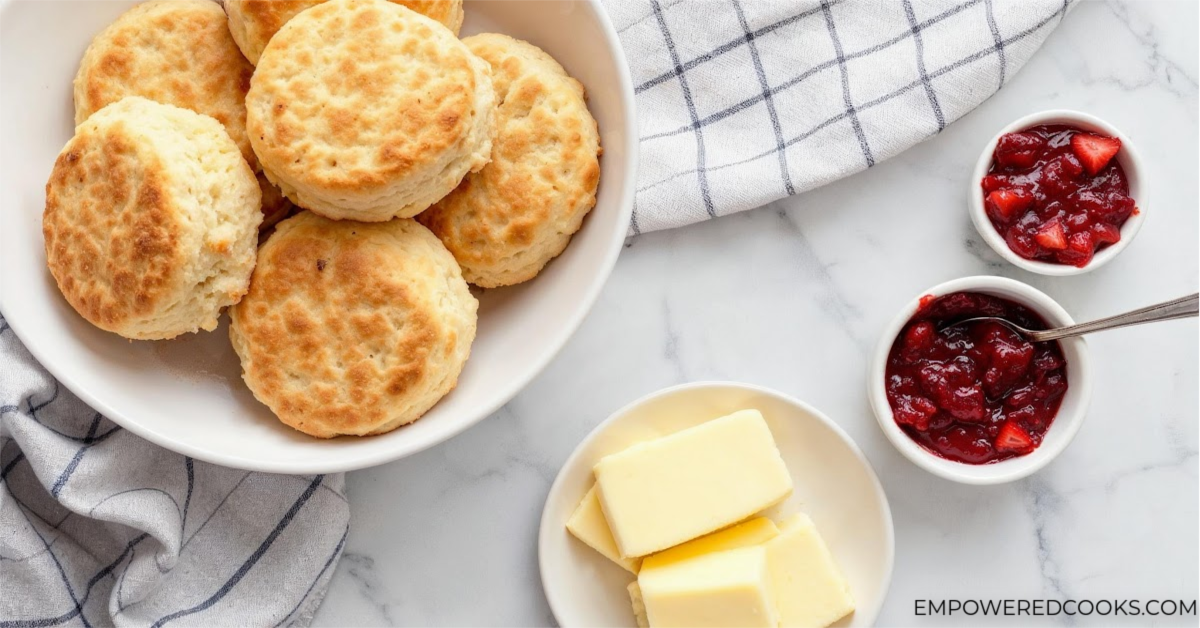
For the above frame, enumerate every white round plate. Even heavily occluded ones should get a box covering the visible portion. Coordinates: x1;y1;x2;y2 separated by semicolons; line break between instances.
538;382;895;628
0;0;637;474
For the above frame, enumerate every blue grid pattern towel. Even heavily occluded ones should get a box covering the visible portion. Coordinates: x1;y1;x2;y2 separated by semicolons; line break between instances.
1;1;1071;626
608;0;1072;233
0;316;350;627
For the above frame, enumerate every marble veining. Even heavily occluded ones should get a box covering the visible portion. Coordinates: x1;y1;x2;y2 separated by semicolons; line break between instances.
1022;476;1070;601
312;1;1197;625
339;552;401;626
1095;1;1197;97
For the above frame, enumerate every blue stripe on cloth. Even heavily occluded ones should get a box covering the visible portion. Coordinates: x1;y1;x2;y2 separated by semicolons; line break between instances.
117;547;138;612
4;385;121;445
638;0;984;143
2;452;26;480
730;0;794;196
273;525;349;628
983;0;1007;88
0;493;91;628
182;471;252;550
149;475;325;628
52;510;72;530
649;0;715;218
180;457;194;540
634;1;835;94
87;487;182;522
28;382;59;417
903;0;946;132
0;532;152;628
821;0;875;167
50;413;103;498
1;484;155;624
635;4;1068;195
617;0;686;34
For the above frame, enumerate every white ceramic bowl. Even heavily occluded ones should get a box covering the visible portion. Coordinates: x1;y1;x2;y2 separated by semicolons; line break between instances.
968;109;1146;276
868;276;1093;484
0;0;636;473
539;381;894;628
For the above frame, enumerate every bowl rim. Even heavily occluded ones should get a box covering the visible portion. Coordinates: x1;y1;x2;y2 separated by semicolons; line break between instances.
867;276;1093;485
538;380;896;627
0;0;639;474
968;109;1147;276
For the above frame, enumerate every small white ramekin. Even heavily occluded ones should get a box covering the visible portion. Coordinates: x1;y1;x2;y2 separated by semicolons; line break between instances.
868;276;1093;484
968;110;1146;276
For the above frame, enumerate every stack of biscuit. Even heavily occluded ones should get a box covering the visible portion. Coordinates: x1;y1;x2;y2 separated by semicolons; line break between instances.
43;0;602;438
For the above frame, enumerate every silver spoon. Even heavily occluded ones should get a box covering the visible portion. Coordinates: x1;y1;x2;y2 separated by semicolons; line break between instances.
944;293;1199;342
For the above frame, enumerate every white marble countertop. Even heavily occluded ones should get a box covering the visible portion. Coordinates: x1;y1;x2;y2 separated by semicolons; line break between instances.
312;2;1198;625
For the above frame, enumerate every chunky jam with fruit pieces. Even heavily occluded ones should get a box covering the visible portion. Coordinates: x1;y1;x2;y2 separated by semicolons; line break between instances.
885;292;1068;464
982;124;1137;267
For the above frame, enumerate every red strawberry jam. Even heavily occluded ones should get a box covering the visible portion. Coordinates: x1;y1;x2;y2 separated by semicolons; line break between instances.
982;124;1137;267
885;292;1068;464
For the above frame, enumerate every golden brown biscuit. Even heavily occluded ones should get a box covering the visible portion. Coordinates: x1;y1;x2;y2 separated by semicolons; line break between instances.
418;33;601;288
73;0;258;170
44;97;262;340
246;0;494;222
229;212;478;438
257;172;295;232
226;0;464;65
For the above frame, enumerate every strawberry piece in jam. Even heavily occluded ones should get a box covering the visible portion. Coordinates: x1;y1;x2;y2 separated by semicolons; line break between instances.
982;124;1137;267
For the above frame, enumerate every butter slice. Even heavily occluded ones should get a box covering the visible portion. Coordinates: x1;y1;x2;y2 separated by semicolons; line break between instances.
641;516;779;572
565;485;641;573
766;514;856;627
593;409;793;558
628;581;648;628
638;545;778;628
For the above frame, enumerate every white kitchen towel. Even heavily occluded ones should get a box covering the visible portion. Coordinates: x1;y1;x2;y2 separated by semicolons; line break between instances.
0;315;350;627
608;0;1073;233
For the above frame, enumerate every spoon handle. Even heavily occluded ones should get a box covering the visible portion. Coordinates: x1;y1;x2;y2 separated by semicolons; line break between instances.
1031;293;1199;342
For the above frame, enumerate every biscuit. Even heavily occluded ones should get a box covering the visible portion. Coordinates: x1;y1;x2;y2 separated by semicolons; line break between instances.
226;0;464;65
44;97;262;340
257;172;295;232
73;0;258;170
246;0;494;222
229;212;478;438
418;34;601;288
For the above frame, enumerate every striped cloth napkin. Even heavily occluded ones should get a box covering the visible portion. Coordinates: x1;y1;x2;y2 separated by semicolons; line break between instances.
609;0;1073;234
0;0;1070;626
0;315;350;628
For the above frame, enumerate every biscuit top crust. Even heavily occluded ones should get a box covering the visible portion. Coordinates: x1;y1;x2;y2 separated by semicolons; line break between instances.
246;0;481;196
393;0;463;32
229;212;476;437
226;0;463;65
418;33;601;287
73;0;257;169
45;102;185;332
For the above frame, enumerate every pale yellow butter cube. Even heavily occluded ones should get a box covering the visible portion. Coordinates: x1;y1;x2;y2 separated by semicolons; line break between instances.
627;581;648;628
641;516;779;572
766;513;856;627
593;409;793;558
565;485;641;573
631;517;779;628
638;545;778;628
